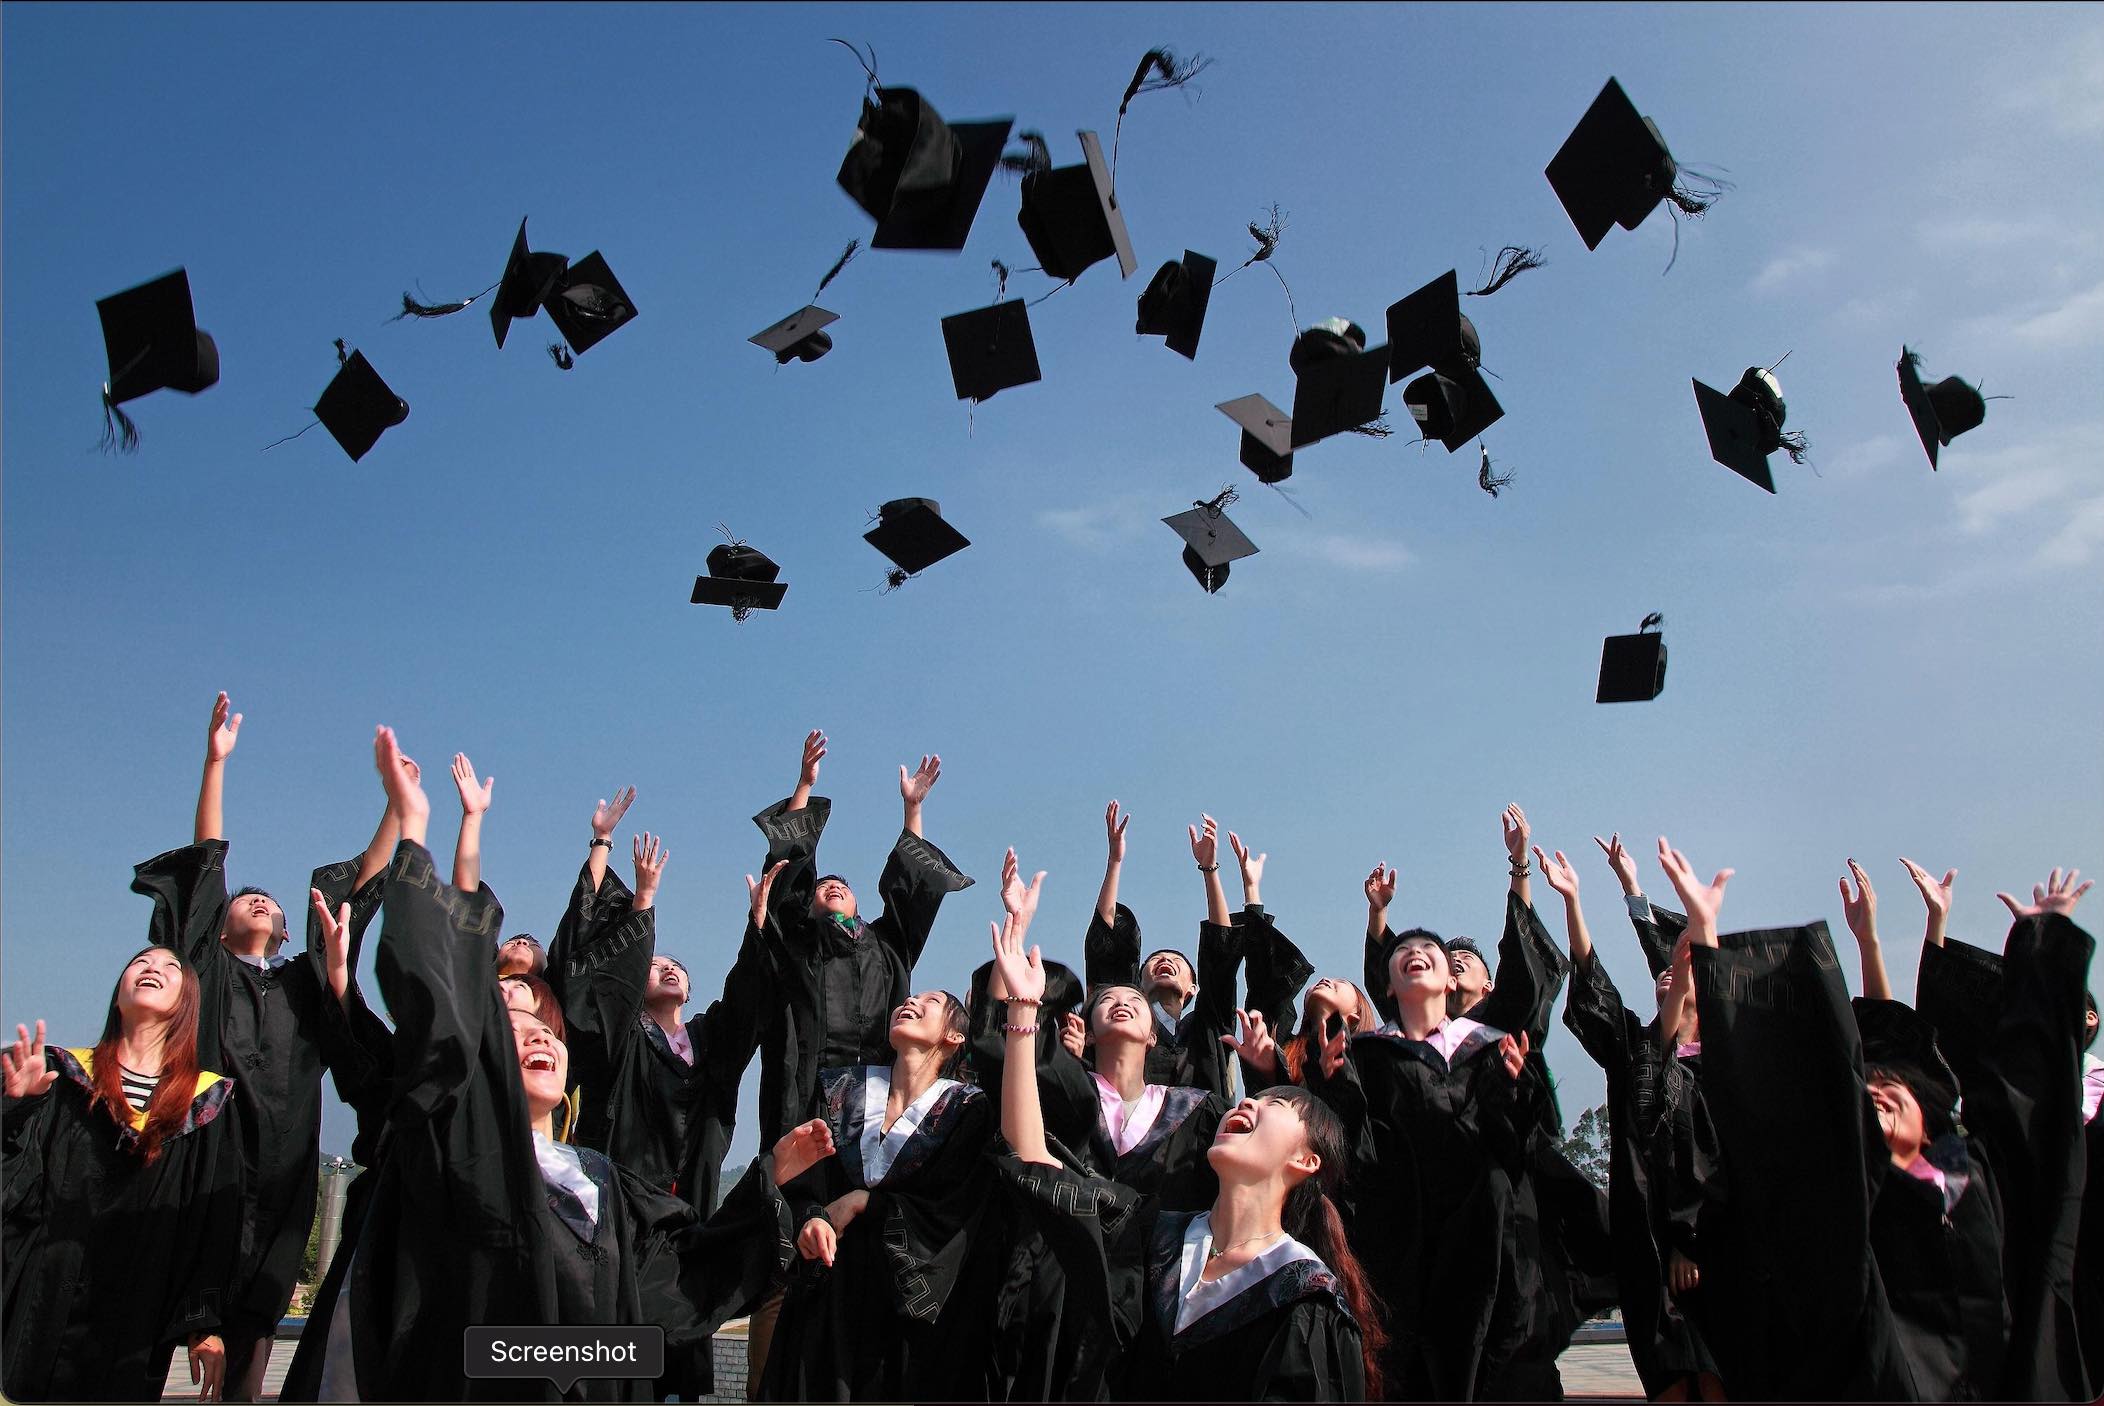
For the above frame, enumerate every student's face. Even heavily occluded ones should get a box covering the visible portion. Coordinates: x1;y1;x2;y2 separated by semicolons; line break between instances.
510;1009;569;1116
1089;985;1155;1046
1142;951;1194;1003
1387;938;1456;1002
224;891;286;948
1305;977;1360;1030
1208;1093;1321;1183
811;877;858;919
888;991;961;1057
496;937;543;977
646;958;688;1004
1867;1074;1926;1162
118;948;187;1021
501;977;538;1016
1449;948;1492;1002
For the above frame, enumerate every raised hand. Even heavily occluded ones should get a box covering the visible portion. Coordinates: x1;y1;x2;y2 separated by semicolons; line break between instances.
1498;1029;1531;1081
1502;805;1531;864
1188;815;1220;869
1105;800;1130;864
1000;847;1028;916
899;754;942;806
1365;863;1398;910
1594;833;1640;896
450;753;494;816
800;730;827;790
772;1117;836;1186
798;1217;838;1266
1899;859;1957;947
312;890;352;1002
1998;868;2093;920
990;911;1047;1009
1;1021;58;1099
1839;860;1877;944
1657;838;1730;945
205;692;242;764
1535;846;1581;903
747;859;789;930
1318;1024;1350;1079
1060;1011;1088;1060
591;787;637;840
1228;832;1267;890
374;727;430;837
632;833;669;911
1220;1009;1279;1078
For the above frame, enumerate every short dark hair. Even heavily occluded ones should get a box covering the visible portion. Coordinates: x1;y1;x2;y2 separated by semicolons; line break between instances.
2087;990;2098;1052
1446;937;1487;963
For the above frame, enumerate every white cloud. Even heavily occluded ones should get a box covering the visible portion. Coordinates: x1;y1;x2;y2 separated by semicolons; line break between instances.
1824;433;1909;479
1750;247;1835;294
1035;499;1153;551
2003;26;2104;138
1946;422;2104;542
2006;278;2104;350
2035;494;2104;569
1307;535;1412;572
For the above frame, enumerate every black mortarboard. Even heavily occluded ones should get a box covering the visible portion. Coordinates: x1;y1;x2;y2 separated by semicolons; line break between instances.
1597;613;1667;703
941;300;1041;402
750;306;839;365
1163;497;1257;593
95;268;219;451
314;351;409;463
491;219;570;350
1402;367;1503;452
1289;323;1389;448
838;87;1015;252
1017;131;1138;283
1218;395;1294;483
544;253;636;357
1385;270;1481;382
1692;374;1781;492
1136;250;1217;360
865;498;971;577
1545;77;1684;250
691;542;788;617
1853;996;1962;1136
1897;348;1987;469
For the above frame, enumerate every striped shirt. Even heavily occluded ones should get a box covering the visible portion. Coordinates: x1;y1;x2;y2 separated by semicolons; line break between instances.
119;1065;159;1115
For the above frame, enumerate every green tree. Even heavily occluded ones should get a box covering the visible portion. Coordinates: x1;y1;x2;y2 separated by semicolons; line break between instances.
1559;1103;1611;1188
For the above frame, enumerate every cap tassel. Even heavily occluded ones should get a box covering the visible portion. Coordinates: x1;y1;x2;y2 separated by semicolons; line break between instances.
1640;612;1664;633
547;344;575;371
1000;131;1053;178
1198;485;1240;516
1466;246;1546;298
1478;445;1515;497
1778;430;1811;465
1213;205;1299;334
390;280;500;322
828;37;880;94
880;567;913;594
98;387;142;454
1111;48;1214;185
1659;169;1731;275
1348;414;1396;439
813;239;861;298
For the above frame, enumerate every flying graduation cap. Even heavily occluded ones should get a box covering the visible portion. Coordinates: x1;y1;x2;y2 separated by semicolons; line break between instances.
691;539;788;621
391;217;569;350
832;46;1016;252
1545;77;1719;256
1135;250;1218;360
1597;612;1667;703
751;242;861;366
1217;394;1294;483
941;295;1041;403
544;252;637;360
1897;347;1989;469
95;268;220;452
1287;318;1390;448
1013;131;1138;284
865;498;971;588
262;341;408;463
1163;489;1258;593
1386;270;1507;453
1692;363;1808;494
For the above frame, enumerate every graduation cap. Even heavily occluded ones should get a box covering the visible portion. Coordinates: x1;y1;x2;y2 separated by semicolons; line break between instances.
1402;367;1502;452
1545;77;1713;252
1136;250;1217;360
691;540;788;620
1016;131;1138;283
836;82;1015;251
750;306;838;365
1288;320;1390;448
1897;347;1988;469
865;498;970;584
1596;612;1667;704
1853;996;1962;1137
95;267;220;452
490;219;570;349
1218;394;1294;483
544;253;637;358
314;348;409;463
1692;365;1807;493
1163;490;1258;593
941;299;1041;402
1385;271;1478;383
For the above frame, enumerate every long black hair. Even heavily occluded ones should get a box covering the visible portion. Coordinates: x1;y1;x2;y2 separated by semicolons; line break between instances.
1261;1084;1388;1396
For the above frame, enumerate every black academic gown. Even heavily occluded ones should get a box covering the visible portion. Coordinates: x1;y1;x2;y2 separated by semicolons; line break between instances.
2;1049;245;1401
1563;948;1723;1397
320;841;792;1403
750;796;974;1145
1084;901;1246;1095
129;839;378;1367
2079;1111;2104;1394
1916;913;2095;1401
998;1156;1366;1402
760;1064;999;1402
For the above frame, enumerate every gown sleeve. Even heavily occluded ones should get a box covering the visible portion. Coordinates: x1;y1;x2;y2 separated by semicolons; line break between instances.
1363;924;1396;1025
1240;905;1316;1041
752;795;832;927
870;829;975;972
163;1088;248;1345
548;865;656;1129
644;1156;798;1346
1086;902;1145;990
1184;918;1247;1097
993;1153;1149;1350
132;840;233;1066
1475;892;1562;1046
1562;951;1634;1076
309;858;396;1152
1257;1298;1368;1403
372;840;507;1125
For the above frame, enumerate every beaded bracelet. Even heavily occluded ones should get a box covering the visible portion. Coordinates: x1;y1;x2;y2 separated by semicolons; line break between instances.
1003;1021;1042;1036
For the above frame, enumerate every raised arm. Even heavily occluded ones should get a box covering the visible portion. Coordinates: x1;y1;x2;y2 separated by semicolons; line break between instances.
788;729;824;813
351;755;413;891
1838;859;1892;999
1097;800;1128;927
587;786;637;895
1362;863;1398;1017
1899;857;1957;949
1190;815;1231;927
1503;804;1533;909
992;860;1057;1167
899;752;940;840
1537;847;1592;969
449;753;496;894
753;732;833;923
193;692;240;844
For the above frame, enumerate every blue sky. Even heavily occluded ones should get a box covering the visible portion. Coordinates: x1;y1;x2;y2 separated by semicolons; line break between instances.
5;2;2101;1159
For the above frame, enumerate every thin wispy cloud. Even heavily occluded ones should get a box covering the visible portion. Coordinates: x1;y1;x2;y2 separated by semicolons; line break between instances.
1914;215;2055;254
1307;535;1412;572
1823;433;1908;479
1750;246;1835;294
2005;277;2104;351
1947;422;2104;542
1035;498;1155;551
2002;25;2104;138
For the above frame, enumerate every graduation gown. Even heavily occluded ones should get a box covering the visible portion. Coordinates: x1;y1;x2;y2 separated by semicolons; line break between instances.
998;1156;1366;1401
1563;948;1723;1395
1084;901;1245;1095
129;839;377;1353
320;840;792;1402
2;1047;245;1401
760;1064;999;1402
750;796;974;1145
1237;905;1317;1056
1916;913;2095;1401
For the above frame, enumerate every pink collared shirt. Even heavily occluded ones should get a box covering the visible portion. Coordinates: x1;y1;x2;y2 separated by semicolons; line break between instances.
1376;1015;1500;1062
1092;1072;1169;1155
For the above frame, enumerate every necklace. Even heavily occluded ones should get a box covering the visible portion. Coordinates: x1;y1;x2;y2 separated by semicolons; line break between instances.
1207;1228;1283;1262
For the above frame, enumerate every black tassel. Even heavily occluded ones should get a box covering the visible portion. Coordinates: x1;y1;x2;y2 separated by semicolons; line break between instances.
260;420;320;452
389;279;500;323
1349;414;1395;440
730;601;755;623
1213;205;1298;333
548;344;574;371
991;260;1011;301
814;240;861;298
828;37;879;89
1199;485;1240;515
1000;131;1052;177
99;389;141;454
1778;430;1810;465
1466;246;1546;297
1113;49;1213;184
881;568;912;593
1478;445;1515;497
334;338;351;368
1640;612;1664;633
